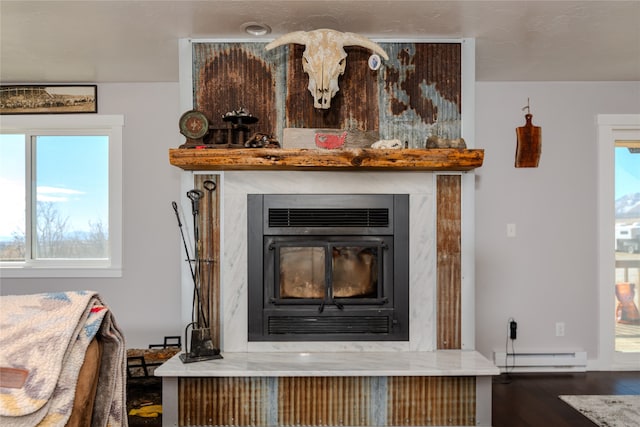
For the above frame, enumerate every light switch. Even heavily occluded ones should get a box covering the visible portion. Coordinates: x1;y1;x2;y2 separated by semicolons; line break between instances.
507;223;516;237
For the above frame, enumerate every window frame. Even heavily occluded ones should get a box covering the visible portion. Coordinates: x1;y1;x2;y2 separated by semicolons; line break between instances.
0;114;123;278
596;114;640;370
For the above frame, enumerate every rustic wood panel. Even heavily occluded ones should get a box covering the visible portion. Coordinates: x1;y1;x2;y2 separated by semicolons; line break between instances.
387;376;476;426
436;175;462;349
169;148;483;171
193;174;220;347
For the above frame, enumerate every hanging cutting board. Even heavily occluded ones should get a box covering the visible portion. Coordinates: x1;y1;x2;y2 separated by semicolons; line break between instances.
515;114;542;167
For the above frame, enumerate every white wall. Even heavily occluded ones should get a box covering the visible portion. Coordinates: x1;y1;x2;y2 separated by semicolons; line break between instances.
0;83;184;348
474;81;640;364
3;80;639;360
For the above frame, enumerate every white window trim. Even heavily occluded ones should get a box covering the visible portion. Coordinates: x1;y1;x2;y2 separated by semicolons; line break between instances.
0;114;123;278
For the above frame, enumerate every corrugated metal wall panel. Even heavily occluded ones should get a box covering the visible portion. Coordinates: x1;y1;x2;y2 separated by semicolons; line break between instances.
179;377;271;426
192;42;461;148
179;375;475;426
436;175;462;349
387;376;475;426
380;43;461;147
192;42;283;139
278;376;371;426
285;45;381;131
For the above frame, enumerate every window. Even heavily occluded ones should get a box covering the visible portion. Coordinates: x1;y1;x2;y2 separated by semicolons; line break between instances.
597;114;640;369
614;140;640;353
0;115;123;277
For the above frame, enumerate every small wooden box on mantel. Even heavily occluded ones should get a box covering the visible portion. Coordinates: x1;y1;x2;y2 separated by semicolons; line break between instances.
168;148;484;171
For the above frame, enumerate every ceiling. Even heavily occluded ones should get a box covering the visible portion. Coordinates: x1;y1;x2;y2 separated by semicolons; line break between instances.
1;1;639;83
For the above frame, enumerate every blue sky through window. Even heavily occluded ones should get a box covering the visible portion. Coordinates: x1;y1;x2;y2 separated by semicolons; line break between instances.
0;134;108;241
615;147;640;200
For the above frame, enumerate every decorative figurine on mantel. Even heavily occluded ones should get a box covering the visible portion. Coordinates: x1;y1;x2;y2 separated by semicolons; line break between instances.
515;98;542;167
178;107;279;149
371;139;404;149
244;132;280;148
178;110;211;148
426;135;467;149
222;107;258;147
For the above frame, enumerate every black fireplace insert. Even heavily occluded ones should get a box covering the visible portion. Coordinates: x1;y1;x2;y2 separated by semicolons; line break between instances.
248;194;409;341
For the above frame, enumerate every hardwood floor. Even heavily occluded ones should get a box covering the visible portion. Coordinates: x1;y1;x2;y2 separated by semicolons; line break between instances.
127;376;162;427
492;371;640;427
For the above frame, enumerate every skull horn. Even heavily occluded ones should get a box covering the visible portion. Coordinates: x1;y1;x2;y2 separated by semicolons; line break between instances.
265;31;311;50
339;31;389;60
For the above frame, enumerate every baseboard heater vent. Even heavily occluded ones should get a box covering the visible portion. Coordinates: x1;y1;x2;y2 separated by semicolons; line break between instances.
493;350;587;373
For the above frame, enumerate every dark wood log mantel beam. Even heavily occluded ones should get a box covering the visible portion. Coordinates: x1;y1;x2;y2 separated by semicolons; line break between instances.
169;148;484;171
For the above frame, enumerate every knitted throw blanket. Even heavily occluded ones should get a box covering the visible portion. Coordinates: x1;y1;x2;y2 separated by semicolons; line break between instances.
0;291;127;426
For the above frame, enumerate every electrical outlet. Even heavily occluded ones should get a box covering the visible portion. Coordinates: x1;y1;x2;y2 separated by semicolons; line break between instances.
509;320;517;340
556;322;565;337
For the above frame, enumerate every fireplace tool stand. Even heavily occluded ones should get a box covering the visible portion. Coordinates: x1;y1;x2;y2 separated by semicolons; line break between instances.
172;185;222;363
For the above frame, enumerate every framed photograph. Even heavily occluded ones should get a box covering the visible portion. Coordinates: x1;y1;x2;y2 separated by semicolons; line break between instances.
0;85;97;114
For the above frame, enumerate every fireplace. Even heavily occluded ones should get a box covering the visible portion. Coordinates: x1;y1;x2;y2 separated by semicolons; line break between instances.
248;194;409;341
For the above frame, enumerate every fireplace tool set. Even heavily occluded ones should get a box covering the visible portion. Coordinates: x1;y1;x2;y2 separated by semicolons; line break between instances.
172;181;222;363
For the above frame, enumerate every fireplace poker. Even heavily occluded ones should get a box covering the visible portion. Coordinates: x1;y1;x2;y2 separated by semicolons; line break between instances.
186;189;207;327
202;180;217;327
171;201;196;284
172;198;206;327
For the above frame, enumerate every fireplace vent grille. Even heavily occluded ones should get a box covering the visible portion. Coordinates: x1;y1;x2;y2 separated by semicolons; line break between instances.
268;208;389;228
268;316;390;335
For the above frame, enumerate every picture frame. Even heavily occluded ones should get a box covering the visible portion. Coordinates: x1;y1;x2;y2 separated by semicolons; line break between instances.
0;85;97;115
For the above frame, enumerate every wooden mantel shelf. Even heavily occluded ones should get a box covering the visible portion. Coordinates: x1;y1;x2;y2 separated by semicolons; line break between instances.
169;147;484;171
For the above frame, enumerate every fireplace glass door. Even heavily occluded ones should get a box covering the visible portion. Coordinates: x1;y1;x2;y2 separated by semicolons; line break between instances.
272;240;386;308
278;246;325;300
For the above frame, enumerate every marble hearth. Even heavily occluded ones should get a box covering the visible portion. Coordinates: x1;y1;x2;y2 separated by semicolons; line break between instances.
219;170;437;353
157;350;497;426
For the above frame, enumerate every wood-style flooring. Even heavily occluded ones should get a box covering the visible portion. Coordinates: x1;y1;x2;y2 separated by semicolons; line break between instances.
492;371;640;427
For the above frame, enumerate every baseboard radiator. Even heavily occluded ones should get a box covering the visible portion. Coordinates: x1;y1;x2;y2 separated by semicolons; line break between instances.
493;350;587;373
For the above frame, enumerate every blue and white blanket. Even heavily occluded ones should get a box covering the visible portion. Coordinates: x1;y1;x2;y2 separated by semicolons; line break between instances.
0;291;127;426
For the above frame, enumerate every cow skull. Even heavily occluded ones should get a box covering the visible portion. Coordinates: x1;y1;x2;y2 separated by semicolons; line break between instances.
266;29;388;109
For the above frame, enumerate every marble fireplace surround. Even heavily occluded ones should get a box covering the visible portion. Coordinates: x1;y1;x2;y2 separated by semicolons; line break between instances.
158;167;498;427
219;170;439;353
